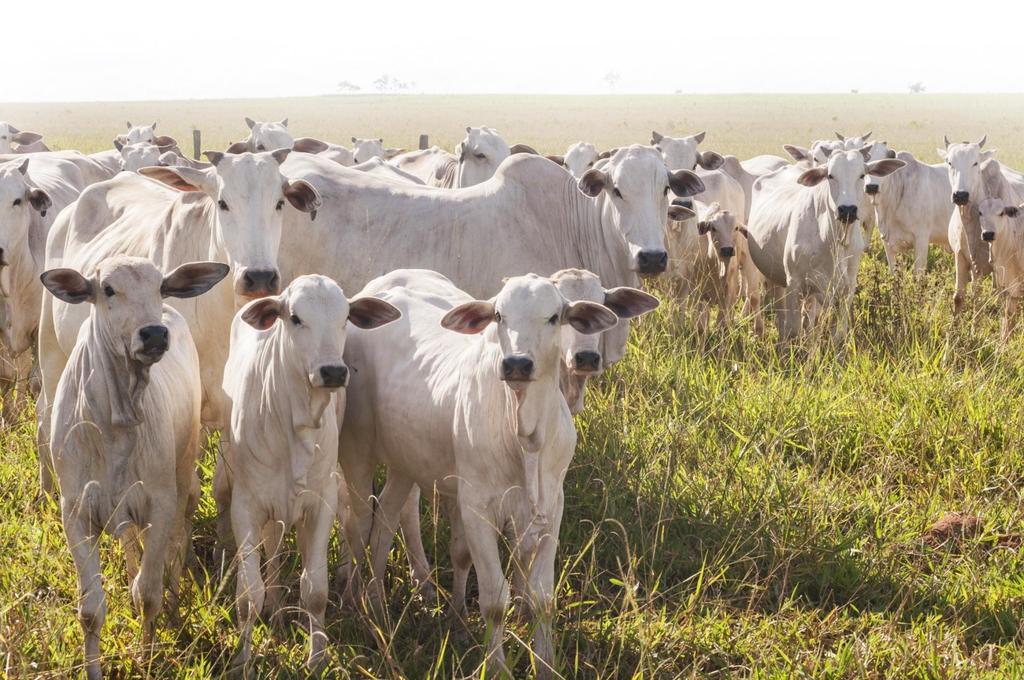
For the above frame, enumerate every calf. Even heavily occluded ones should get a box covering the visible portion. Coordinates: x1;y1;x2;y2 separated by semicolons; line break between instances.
745;150;904;341
554;141;600;179
340;271;617;678
215;274;399;673
978;198;1024;340
43;257;227;680
351;137;403;164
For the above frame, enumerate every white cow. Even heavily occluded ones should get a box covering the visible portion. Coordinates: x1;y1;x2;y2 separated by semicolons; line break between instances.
552;142;600;179
0;122;47;154
651;131;724;173
37;151;321;493
720;155;791;222
215;274;399;673
292;137;356;165
278;148;699;366
744;150;905;340
90;123;178;176
351;137;406;164
114;140;171;172
868;150;952;274
978;198;1024;340
238;117;293;152
456;127;512;187
388;146;460;187
42;257;227;680
340;270;618;678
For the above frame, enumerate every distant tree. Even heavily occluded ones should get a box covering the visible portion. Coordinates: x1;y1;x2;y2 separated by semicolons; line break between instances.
850;89;859;94
337;80;361;93
372;74;413;94
909;82;926;94
604;71;621;91
373;74;391;93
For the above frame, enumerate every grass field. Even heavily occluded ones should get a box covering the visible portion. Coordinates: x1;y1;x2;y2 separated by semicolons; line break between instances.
2;95;1024;678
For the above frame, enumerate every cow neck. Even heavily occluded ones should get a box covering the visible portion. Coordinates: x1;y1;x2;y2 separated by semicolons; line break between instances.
79;315;151;430
567;184;640;290
558;363;588;416
962;168;995;276
813;186;856;249
1;214;39;355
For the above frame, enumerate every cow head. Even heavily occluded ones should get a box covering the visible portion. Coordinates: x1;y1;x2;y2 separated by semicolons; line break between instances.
938;135;994;206
41;256;228;366
549;269;658;413
115;141;172;172
578;145;703;277
351;137;385;164
240;274;400;390
456;127;511;187
561;142;599;179
860;141;895;196
140;150;321;306
696;202;739;271
0;159;51;352
796;150;905;225
0;122;44;154
652;130;723;172
239;117;294;153
977;197;1024;243
441;274;618;395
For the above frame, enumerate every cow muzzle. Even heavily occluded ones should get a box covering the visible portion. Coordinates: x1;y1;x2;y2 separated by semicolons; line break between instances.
237;268;281;298
982;231;996;242
636;249;668;276
836;205;858;224
952;191;970;206
865;183;880;196
137;324;169;363
573;350;602;373
315;364;349;389
501;355;534;383
719;246;735;258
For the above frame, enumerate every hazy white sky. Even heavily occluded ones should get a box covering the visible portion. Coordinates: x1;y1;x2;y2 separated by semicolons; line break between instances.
7;0;1022;101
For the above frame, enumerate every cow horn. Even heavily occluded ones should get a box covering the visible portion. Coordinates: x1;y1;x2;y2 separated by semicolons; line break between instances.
978;134;987;148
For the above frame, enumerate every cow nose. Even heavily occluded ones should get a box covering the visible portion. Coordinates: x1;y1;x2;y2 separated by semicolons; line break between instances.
671;198;693;209
138;325;169;355
319;364;349;388
836;205;858;223
719;246;735;258
865;183;880;195
636;249;668;275
982;231;995;242
501;355;534;381
242;269;280;296
952;191;970;206
573;350;601;372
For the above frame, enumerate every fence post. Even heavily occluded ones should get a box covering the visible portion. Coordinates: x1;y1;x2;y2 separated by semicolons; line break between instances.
193;129;202;160
419;134;429;150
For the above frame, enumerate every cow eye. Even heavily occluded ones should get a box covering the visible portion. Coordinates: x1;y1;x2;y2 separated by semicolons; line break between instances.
827;174;834;180
257;144;266;151
613;187;623;199
104;285;115;297
494;311;502;323
218;199;229;211
547;313;558;325
12;198;21;207
290;314;302;326
663;186;669;195
474;152;486;160
973;162;979;167
276;199;285;211
860;174;865;180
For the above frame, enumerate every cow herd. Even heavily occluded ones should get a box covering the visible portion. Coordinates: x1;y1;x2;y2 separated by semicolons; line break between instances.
1;117;1022;678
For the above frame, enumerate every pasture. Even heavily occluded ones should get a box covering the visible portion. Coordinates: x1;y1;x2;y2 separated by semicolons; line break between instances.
2;94;1024;678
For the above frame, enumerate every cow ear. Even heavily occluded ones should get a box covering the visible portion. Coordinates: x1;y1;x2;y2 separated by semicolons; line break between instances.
293;137;329;153
669;169;705;197
348;296;402;329
861;131;872;141
651;130;663;144
697;220;712;235
835;131;845;141
28;188;52;216
546;155;566;167
668;203;696;221
351;136;358;143
698;150;724;170
126;121;133;130
377;138;383;144
440;300;495;334
509;143;538;155
226;140;250;154
886;148;897;159
602;287;659;319
270;148;291;164
140;165;214;193
15;159;28;175
785;144;811;162
281;118;289;128
241;296;283;330
980;149;997;162
864;159;906;178
578;168;608;197
40;268;94;304
161;261;229;299
283;179;321;215
114;137;125;152
204;151;225;167
154;135;177;149
859;146;872;162
245;117;257;130
563;300;618;335
1003;205;1021;218
11;131;42;145
797;167;829;187
693;131;706;144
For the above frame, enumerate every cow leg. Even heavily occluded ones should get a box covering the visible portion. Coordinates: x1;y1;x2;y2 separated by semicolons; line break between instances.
695;300;709;336
337;454;375;604
912;237;929;277
399;486;436;600
367;473;416;617
36;293;61;498
133;495;175;646
460;502;510;677
775;286;799;342
231;501;265;672
62;502;105;680
447;499;472;623
954;251;971;315
121;525;142;581
522;494;564;680
260;520;287;626
1002;295;1020;343
168;428;202;617
297;486;336;674
213;443;235;554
